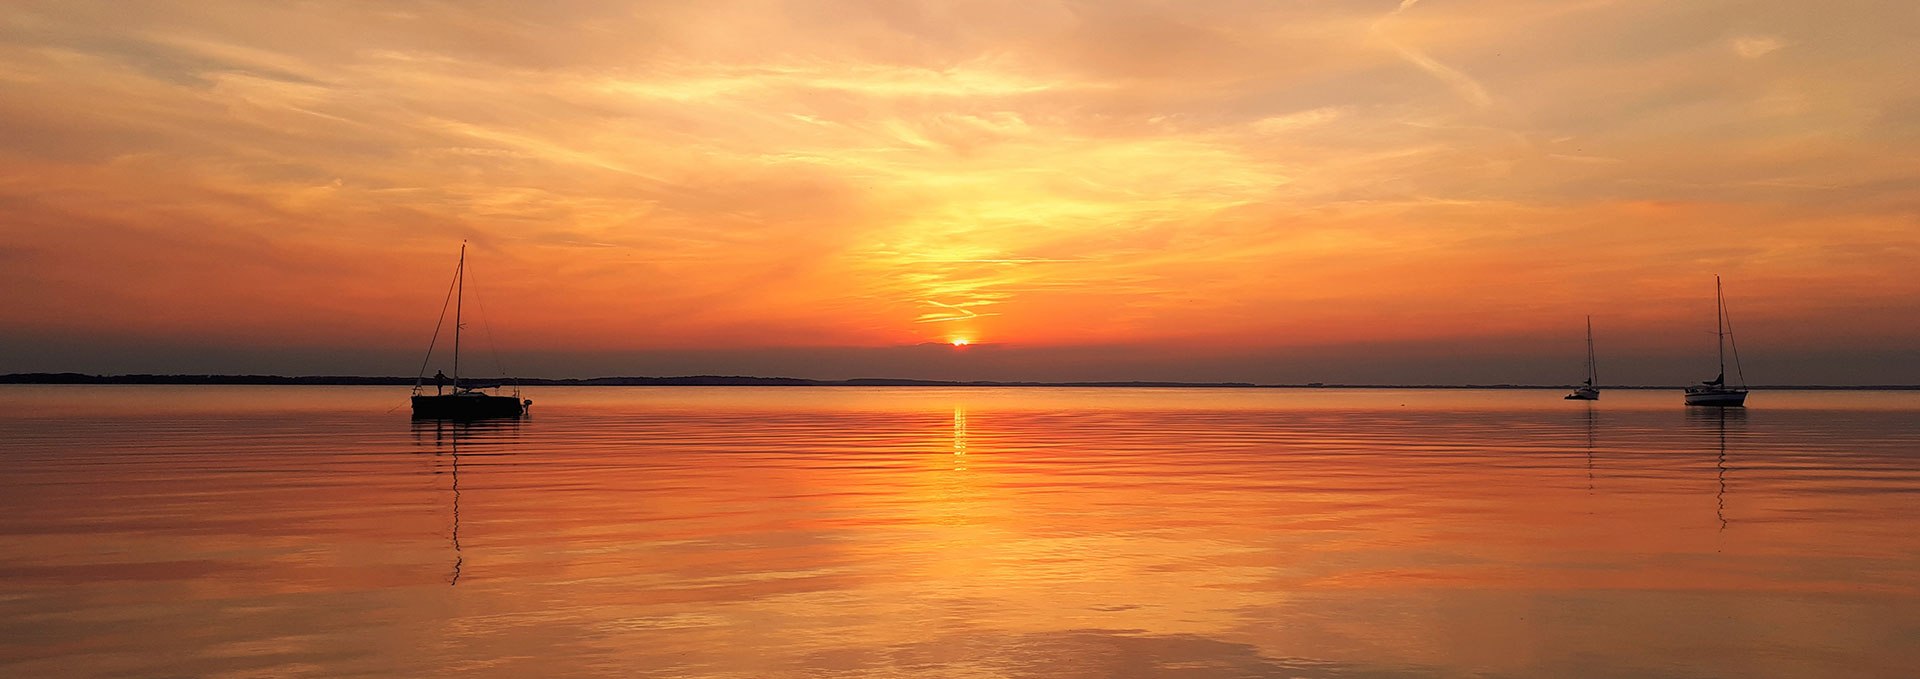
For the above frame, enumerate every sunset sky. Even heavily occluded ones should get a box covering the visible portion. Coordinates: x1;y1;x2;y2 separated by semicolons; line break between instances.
2;1;1916;384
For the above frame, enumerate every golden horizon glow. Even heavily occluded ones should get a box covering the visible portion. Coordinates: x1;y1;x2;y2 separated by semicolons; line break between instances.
1;2;1917;381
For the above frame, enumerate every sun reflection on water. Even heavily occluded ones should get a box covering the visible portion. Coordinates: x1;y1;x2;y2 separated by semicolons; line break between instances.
953;406;968;471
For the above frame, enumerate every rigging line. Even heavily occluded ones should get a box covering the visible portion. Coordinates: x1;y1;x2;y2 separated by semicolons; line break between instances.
1722;292;1746;386
463;254;515;385
414;255;463;386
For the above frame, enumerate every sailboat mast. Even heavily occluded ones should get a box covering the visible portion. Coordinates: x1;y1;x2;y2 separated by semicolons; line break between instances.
453;243;464;390
1715;274;1725;377
1586;315;1596;385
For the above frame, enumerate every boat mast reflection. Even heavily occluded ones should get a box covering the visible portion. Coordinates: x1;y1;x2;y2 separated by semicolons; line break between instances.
1583;402;1596;494
1688;407;1744;531
1716;414;1729;531
450;429;463;585
412;418;521;586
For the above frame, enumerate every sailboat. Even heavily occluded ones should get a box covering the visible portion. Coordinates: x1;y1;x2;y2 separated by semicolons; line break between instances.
1565;315;1599;400
410;243;530;419
1683;275;1748;407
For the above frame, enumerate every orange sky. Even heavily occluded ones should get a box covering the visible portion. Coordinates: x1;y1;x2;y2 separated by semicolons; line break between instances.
1;1;1916;383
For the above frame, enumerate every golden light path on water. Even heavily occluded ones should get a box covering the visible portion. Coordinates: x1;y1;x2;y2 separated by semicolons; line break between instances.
1;386;1917;677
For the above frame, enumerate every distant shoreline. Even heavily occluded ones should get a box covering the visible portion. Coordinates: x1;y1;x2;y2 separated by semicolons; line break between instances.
3;373;1915;390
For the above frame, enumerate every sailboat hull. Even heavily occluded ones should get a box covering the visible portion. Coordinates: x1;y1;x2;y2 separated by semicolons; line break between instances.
1683;389;1747;407
1564;388;1599;400
412;393;527;419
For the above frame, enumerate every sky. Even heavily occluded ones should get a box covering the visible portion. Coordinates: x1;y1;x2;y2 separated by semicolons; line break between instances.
2;1;1917;384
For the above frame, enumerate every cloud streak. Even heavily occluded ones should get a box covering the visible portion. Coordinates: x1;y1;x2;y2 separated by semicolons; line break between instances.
1373;0;1493;109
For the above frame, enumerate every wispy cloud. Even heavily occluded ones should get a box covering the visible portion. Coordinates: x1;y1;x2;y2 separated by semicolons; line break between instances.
1373;0;1494;109
1731;35;1786;58
1546;153;1624;164
914;258;1080;264
914;299;1001;324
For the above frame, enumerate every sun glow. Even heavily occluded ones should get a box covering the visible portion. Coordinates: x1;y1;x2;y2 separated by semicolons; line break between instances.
2;2;1918;385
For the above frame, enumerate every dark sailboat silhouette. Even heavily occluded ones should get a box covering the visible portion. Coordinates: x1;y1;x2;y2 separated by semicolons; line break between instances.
1565;315;1599;400
1684;275;1749;407
411;243;529;419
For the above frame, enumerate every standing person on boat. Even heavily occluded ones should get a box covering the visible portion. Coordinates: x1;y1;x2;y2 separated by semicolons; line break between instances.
434;370;448;395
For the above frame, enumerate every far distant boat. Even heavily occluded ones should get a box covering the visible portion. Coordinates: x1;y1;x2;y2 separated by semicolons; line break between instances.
410;243;530;419
1565;316;1599;400
1684;275;1748;407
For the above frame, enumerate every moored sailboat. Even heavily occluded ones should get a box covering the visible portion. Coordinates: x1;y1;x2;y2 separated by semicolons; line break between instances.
1684;275;1748;407
1565;315;1599;400
411;243;530;419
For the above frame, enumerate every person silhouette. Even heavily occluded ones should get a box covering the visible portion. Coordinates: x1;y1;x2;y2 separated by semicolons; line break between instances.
434;370;448;395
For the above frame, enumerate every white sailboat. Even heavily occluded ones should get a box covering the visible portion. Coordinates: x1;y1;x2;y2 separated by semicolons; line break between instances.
1565;315;1599;400
1683;275;1748;407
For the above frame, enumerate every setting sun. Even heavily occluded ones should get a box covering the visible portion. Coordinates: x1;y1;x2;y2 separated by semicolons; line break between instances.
951;339;971;347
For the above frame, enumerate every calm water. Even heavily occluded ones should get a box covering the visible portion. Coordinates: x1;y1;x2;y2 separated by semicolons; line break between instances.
2;386;1917;678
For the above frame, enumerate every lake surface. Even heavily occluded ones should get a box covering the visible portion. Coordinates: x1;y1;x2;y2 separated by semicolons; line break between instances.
1;386;1917;678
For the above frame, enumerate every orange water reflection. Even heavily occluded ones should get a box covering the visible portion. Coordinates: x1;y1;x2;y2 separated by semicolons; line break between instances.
0;386;1917;677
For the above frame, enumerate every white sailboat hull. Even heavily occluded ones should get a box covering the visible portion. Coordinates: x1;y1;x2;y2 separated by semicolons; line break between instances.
1684;388;1747;407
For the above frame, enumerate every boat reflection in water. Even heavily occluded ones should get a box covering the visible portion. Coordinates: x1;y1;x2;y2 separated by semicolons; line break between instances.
412;417;525;585
1688;406;1746;530
1581;401;1596;493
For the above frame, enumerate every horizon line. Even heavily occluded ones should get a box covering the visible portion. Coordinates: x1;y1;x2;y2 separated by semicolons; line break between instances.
4;372;1917;391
